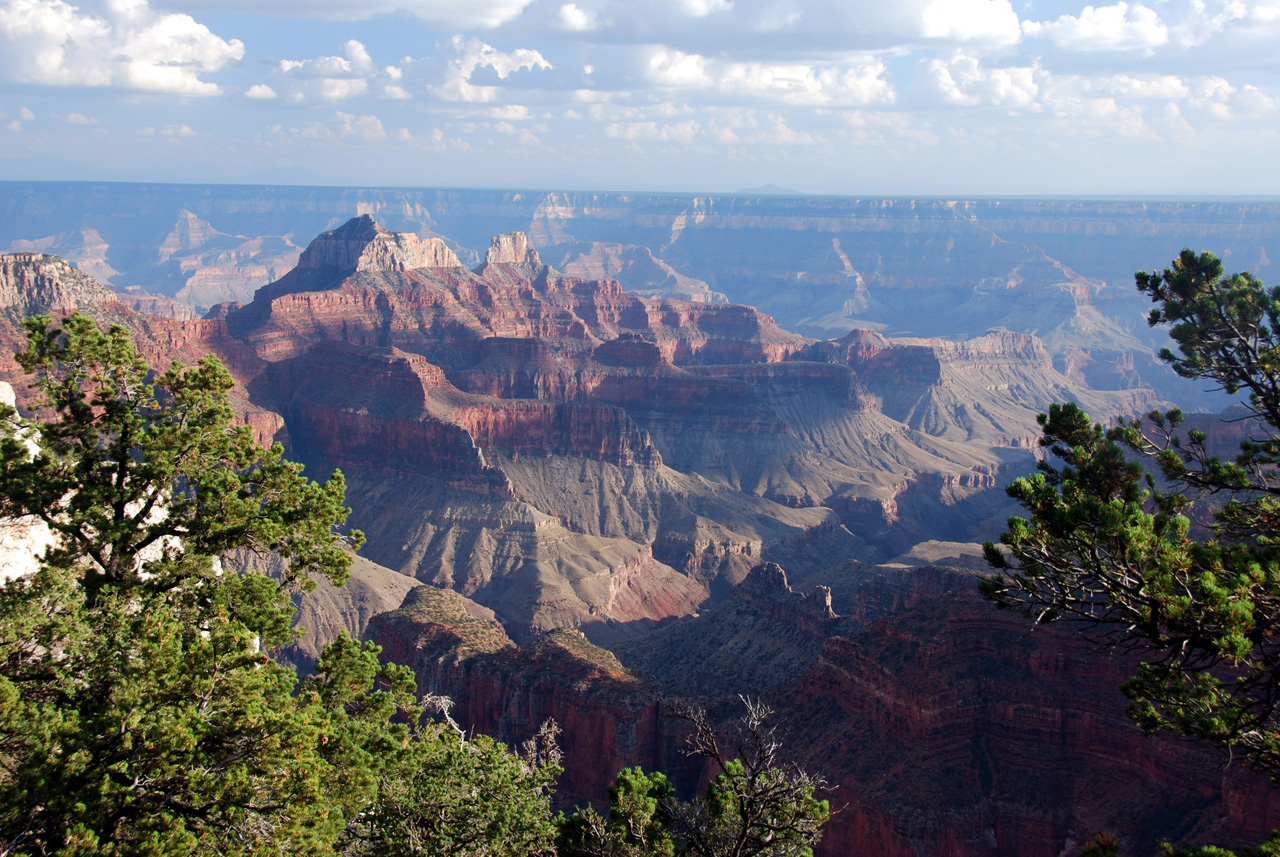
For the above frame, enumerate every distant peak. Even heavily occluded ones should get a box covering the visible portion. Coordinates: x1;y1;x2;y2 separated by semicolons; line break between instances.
325;213;387;242
485;232;540;266
297;215;460;274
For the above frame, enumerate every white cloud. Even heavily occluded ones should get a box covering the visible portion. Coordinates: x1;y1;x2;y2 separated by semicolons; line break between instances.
164;0;534;28
1023;3;1169;53
64;111;96;123
558;3;594;30
335;111;386;140
927;54;1038;108
1095;74;1188;99
720;60;895;106
677;0;731;16
0;0;243;95
274;40;383;103
605;118;699;142
921;0;1021;44
643;47;894;106
1170;0;1246;46
245;83;277;98
5;119;19;131
645;47;711;87
278;39;373;78
18;106;32;120
161;122;196;136
318;78;368;100
431;36;551;102
486;103;530;119
1233;84;1277;118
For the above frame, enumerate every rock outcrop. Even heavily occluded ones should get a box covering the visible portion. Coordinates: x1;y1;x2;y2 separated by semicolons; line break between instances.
369;564;1280;857
485;231;540;266
0;253;120;317
296;214;461;274
367;586;701;808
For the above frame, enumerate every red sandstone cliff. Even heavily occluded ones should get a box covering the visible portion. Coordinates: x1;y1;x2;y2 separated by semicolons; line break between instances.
367;564;1280;857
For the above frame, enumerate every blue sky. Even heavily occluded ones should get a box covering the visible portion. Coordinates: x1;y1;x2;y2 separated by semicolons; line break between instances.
0;0;1277;194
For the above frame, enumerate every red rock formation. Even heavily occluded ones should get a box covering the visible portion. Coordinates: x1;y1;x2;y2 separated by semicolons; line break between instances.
368;565;1280;857
367;587;701;806
778;568;1277;857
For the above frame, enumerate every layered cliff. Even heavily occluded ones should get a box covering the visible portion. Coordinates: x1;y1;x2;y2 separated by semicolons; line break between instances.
9;182;1256;407
779;567;1273;856
366;562;1279;857
0;218;1154;638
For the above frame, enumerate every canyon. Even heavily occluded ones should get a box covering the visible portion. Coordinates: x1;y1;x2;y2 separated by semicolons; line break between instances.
4;183;1279;410
0;191;1274;854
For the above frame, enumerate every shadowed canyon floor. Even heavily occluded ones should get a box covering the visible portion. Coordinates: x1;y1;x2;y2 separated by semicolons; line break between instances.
0;207;1273;854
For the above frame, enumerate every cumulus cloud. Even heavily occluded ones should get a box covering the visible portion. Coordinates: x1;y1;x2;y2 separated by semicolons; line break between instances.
1094;74;1188;99
558;3;594;30
334;111;386;140
1022;2;1169;53
920;51;1276;136
920;0;1021;44
279;39;373;77
245;83;277;98
645;47;711;88
927;54;1038;108
642;46;894;106
273;40;394;103
0;0;243;94
605;118;700;142
430;36;552;102
677;0;731;17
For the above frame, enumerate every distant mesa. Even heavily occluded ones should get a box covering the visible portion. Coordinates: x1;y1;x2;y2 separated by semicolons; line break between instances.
734;183;802;196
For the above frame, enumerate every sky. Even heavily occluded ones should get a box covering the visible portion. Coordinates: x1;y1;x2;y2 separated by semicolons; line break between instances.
0;0;1277;195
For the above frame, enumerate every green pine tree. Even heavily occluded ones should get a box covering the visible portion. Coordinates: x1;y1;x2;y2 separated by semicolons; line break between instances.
0;313;559;857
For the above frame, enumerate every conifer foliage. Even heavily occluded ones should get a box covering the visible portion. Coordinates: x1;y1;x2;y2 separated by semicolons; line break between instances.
983;251;1280;852
983;251;1280;775
0;314;559;857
